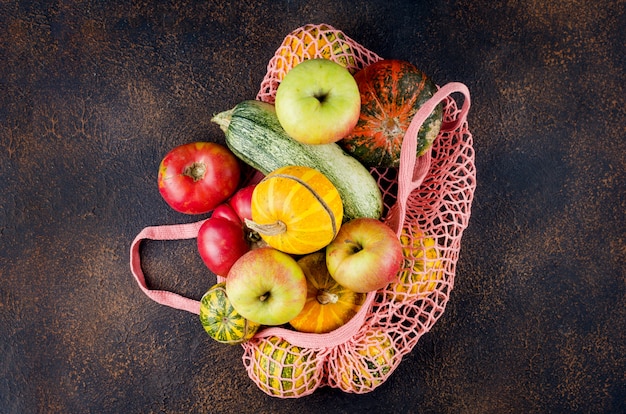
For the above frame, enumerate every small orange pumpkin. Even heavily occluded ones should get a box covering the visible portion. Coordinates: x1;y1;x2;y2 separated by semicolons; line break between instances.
247;166;343;255
289;252;366;333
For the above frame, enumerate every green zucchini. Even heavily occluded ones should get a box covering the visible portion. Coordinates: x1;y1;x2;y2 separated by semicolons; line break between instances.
212;100;383;220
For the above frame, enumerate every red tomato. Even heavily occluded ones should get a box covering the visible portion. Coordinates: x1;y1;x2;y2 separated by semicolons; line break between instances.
157;142;240;215
211;203;241;223
227;184;255;221
198;215;249;276
197;185;258;276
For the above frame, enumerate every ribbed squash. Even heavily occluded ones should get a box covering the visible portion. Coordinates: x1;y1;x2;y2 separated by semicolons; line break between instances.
289;252;366;333
340;59;443;168
247;165;343;255
336;329;396;392
199;283;260;345
387;223;443;302
275;23;356;81
252;336;319;397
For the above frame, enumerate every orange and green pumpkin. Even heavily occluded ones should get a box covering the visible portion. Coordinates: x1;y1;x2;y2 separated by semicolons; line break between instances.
247;165;343;255
289;252;366;333
340;59;443;168
199;282;260;345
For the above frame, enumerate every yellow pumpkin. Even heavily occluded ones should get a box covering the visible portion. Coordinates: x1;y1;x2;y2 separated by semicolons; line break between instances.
335;329;396;392
289;252;366;333
275;24;356;81
252;336;320;397
387;223;443;302
247;166;343;255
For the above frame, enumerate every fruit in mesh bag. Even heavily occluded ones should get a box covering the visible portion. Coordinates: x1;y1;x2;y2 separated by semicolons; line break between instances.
325;217;404;293
387;223;444;302
226;247;307;326
289;252;366;333
275;58;361;145
340;59;444;168
199;283;260;345
275;24;357;80
252;336;320;397
247;165;344;255
335;329;396;392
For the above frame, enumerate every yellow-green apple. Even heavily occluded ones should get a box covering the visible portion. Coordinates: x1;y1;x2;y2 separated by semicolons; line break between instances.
325;218;403;293
225;247;307;326
275;58;361;145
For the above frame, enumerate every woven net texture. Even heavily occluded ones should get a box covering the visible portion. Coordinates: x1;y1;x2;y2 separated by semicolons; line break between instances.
235;24;476;397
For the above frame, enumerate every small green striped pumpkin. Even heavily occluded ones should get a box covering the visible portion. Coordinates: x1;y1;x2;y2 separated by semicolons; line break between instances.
199;282;260;345
248;165;343;255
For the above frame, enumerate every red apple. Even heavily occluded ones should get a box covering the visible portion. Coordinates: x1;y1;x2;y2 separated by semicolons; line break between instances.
325;218;403;293
225;247;307;326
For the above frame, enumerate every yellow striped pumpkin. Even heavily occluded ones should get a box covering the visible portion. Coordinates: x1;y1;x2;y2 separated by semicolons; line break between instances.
252;336;319;397
336;329;396;391
199;283;260;345
387;223;443;302
248;165;343;255
289;252;366;333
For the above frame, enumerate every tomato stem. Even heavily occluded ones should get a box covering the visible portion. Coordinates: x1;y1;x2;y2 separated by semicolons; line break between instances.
183;162;206;182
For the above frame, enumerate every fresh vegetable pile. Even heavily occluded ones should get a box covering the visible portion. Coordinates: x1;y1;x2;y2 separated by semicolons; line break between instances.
131;23;475;398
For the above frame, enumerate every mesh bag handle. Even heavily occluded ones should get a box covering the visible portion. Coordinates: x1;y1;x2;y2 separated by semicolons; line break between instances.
385;82;471;236
129;220;206;315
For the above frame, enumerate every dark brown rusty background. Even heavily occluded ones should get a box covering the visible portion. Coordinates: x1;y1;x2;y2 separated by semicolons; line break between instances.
1;1;624;413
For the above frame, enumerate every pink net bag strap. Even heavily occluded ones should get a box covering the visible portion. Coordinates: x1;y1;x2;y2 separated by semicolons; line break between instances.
129;220;206;315
385;82;471;236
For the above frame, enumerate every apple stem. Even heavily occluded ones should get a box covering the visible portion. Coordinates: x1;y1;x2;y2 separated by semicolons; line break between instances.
259;292;270;302
183;162;206;182
244;218;287;236
317;290;339;305
345;239;363;254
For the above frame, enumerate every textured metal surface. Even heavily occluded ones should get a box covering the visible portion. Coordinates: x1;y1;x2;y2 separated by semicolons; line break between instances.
1;1;624;412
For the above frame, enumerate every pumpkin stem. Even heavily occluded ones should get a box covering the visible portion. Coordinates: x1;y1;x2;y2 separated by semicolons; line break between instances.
183;162;206;182
317;290;339;305
244;218;287;236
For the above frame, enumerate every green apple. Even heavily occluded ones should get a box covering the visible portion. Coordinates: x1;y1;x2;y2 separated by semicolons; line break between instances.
275;58;361;145
225;247;307;326
326;218;403;293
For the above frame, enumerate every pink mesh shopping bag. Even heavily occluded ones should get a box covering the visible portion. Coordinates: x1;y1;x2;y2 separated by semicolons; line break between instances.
130;23;475;398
